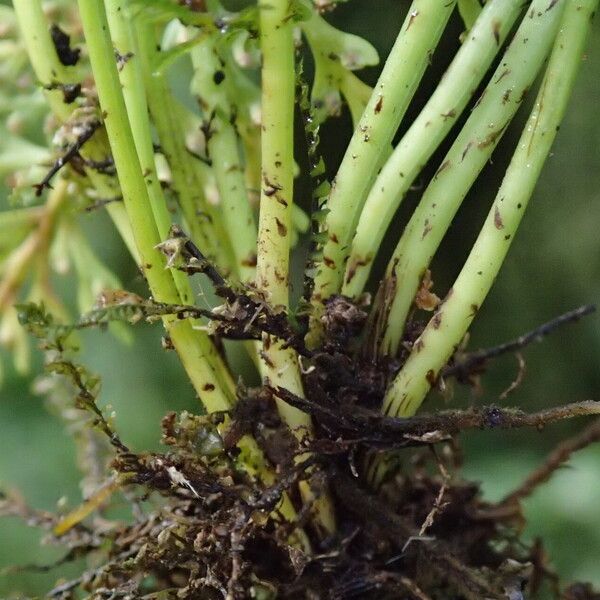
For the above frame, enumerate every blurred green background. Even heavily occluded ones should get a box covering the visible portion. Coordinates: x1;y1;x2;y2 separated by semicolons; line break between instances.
1;1;600;596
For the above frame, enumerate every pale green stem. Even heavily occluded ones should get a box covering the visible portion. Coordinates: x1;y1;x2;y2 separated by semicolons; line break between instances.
189;39;257;283
373;0;565;358
383;0;597;418
258;0;336;535
189;36;262;377
106;7;314;539
343;0;525;298
135;22;234;276
12;0;138;262
77;0;234;412
104;1;239;397
113;8;310;551
99;191;139;262
104;0;194;306
256;0;309;427
240;125;261;208
207;121;257;281
11;0;73;122
14;0;291;524
309;0;457;334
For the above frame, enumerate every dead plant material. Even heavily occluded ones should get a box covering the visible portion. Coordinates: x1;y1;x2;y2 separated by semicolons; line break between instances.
157;226;312;357
443;304;596;382
33;120;101;196
499;351;526;399
274;386;600;449
414;269;440;312
9;268;600;599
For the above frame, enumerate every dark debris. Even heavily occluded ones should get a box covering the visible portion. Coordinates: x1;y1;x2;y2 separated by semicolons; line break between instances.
9;265;600;599
50;24;80;66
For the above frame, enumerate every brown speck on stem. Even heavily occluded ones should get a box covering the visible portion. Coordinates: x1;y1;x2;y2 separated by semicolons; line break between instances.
241;253;258;267
275;217;287;237
494;68;511;84
374;95;384;114
516;87;529;103
492;20;501;45
461;141;473;162
263;176;282;197
345;256;370;284
202;383;216;392
426;369;437;387
421;219;432;240
494;206;504;229
434;160;451;179
260;351;275;368
478;121;509;148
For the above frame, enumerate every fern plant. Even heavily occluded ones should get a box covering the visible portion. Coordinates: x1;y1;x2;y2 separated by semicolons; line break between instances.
1;0;599;597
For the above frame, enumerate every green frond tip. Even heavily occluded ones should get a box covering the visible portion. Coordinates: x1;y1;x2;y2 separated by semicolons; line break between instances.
300;0;378;125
